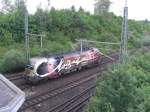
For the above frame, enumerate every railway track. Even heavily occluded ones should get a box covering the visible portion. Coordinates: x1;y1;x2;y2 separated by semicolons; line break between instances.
49;54;118;112
5;72;24;81
63;93;91;112
19;73;96;111
4;72;33;90
46;85;95;112
43;58;117;112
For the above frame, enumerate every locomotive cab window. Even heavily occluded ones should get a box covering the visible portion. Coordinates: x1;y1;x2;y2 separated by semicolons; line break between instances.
37;62;48;75
55;57;62;66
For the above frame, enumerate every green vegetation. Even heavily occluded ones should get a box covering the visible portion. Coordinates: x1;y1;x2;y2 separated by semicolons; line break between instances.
0;50;26;73
0;0;150;73
0;1;150;110
85;52;150;112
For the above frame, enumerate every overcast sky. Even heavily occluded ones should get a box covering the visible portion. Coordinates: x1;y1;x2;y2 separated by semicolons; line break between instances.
23;0;150;20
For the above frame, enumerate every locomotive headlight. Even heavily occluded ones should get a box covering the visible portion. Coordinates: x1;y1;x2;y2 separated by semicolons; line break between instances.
26;65;34;70
25;65;35;77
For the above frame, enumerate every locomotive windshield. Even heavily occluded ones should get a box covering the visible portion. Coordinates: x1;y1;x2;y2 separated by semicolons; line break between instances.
37;62;48;75
36;57;59;76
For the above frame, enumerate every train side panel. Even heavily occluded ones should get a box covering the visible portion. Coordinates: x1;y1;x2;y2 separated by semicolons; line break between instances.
25;48;102;83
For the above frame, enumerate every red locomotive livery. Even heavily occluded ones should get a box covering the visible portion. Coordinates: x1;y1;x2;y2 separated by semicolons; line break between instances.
25;48;101;83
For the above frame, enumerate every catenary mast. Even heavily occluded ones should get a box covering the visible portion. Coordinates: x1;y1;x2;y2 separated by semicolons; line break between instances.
119;0;128;63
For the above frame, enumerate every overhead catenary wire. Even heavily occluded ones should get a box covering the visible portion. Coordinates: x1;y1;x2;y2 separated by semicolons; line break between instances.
75;39;120;45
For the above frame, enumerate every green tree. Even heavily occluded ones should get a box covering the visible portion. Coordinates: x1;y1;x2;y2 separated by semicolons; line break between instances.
94;0;111;15
0;50;26;73
86;65;138;112
85;52;150;112
0;0;14;13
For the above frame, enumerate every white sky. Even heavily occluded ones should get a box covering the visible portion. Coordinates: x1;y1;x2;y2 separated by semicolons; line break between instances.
11;0;150;20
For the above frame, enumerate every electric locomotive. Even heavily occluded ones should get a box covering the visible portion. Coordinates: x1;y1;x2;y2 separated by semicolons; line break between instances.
25;47;101;83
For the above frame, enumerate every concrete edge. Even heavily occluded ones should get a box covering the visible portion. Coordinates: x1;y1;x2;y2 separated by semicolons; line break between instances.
0;74;25;112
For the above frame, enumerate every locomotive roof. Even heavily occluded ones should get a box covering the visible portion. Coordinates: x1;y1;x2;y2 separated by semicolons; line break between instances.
30;48;92;60
48;48;90;58
47;51;79;58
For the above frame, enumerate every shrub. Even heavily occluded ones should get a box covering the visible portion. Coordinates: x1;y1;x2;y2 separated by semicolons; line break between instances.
85;52;150;112
85;65;138;112
131;53;150;73
0;50;26;73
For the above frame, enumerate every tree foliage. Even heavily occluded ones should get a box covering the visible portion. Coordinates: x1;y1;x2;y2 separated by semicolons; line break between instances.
0;49;26;73
94;0;111;15
85;52;150;112
0;3;149;48
0;1;150;73
0;0;14;13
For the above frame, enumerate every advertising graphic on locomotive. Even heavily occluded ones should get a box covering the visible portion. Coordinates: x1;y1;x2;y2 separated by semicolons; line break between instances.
25;48;102;83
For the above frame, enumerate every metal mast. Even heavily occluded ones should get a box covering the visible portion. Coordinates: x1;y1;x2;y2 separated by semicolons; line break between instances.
119;0;128;63
39;3;43;48
24;0;29;63
47;0;51;10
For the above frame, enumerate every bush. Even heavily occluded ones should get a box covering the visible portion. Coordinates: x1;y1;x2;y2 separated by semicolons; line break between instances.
85;52;150;112
131;53;150;73
85;65;138;112
0;50;26;73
